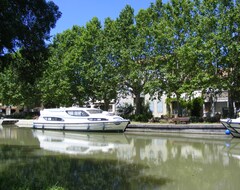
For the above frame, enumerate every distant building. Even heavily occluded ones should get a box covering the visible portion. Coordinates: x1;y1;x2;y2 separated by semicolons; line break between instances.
0;103;20;116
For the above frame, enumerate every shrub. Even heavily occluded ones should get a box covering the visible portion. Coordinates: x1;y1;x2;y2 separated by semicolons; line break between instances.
117;102;153;122
130;102;153;122
117;103;134;117
190;116;204;123
204;116;220;123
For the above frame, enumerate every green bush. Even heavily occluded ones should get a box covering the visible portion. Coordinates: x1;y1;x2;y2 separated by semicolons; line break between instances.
4;111;39;119
190;97;203;117
130;114;151;122
117;103;134;117
117;102;153;122
47;186;65;190
190;116;204;123
204;116;221;123
130;102;153;122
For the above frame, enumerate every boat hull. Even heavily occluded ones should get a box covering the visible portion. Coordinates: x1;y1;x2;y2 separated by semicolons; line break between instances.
33;120;129;132
220;119;240;138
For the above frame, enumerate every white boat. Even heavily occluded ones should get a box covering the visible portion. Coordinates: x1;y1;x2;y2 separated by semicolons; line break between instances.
0;118;19;125
33;107;130;132
220;117;240;137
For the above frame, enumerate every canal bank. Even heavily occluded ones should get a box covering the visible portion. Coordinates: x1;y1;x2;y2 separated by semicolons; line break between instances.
14;119;226;135
126;123;226;135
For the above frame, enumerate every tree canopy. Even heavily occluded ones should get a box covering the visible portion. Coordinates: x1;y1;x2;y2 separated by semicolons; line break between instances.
0;0;61;109
1;0;240;117
0;0;61;56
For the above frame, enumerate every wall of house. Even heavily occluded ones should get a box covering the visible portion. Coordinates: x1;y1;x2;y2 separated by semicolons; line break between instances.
117;95;135;107
145;94;168;117
215;102;228;114
203;90;229;117
115;94;168;117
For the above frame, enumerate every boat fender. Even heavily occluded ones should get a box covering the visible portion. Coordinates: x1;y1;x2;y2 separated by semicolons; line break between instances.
227;119;232;124
225;129;231;135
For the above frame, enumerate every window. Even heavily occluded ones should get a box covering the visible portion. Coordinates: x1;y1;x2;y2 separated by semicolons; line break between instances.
157;101;163;113
66;110;89;117
86;109;103;114
43;117;63;121
88;118;108;121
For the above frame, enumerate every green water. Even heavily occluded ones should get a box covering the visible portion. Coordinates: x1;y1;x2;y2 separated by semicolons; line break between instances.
0;126;239;190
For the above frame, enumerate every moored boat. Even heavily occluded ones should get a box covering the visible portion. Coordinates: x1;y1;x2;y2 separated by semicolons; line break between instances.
33;107;130;132
0;118;19;125
220;117;240;138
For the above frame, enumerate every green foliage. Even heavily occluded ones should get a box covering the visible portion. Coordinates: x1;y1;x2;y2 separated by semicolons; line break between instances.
0;0;61;55
117;102;152;122
1;0;240;114
0;63;24;106
39;18;120;107
0;52;43;108
190;97;204;117
166;96;203;118
130;113;152;122
0;0;61;109
117;103;135;116
47;186;65;190
131;102;153;122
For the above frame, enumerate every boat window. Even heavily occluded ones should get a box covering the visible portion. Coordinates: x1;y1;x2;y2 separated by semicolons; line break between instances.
66;110;89;117
43;117;64;121
88;118;108;121
86;109;103;114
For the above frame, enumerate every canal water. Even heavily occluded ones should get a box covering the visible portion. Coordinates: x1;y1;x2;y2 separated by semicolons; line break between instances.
0;126;239;190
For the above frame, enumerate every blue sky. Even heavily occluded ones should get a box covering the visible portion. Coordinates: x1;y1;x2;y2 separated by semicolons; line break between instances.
50;0;168;36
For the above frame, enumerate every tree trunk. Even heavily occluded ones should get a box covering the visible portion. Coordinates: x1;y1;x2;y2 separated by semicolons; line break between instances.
103;99;110;112
228;90;235;118
176;95;181;117
134;93;142;115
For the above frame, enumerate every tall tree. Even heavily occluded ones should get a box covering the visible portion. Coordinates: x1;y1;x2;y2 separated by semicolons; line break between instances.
115;5;155;114
214;0;240;117
147;0;198;116
0;0;61;109
39;27;83;107
70;18;103;105
0;52;43;109
96;18;120;110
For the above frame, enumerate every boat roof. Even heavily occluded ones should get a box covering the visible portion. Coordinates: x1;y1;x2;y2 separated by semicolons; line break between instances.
42;107;101;112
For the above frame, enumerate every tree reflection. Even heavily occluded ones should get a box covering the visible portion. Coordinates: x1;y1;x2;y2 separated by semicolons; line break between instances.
0;145;170;190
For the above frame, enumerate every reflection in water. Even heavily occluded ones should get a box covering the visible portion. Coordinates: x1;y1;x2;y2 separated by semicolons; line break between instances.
32;130;130;155
0;125;39;146
224;138;240;162
1;126;240;189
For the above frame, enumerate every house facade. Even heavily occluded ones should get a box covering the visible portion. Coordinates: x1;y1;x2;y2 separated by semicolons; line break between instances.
116;90;235;119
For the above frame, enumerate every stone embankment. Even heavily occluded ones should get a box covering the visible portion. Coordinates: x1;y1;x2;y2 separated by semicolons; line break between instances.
16;119;33;127
126;123;225;135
